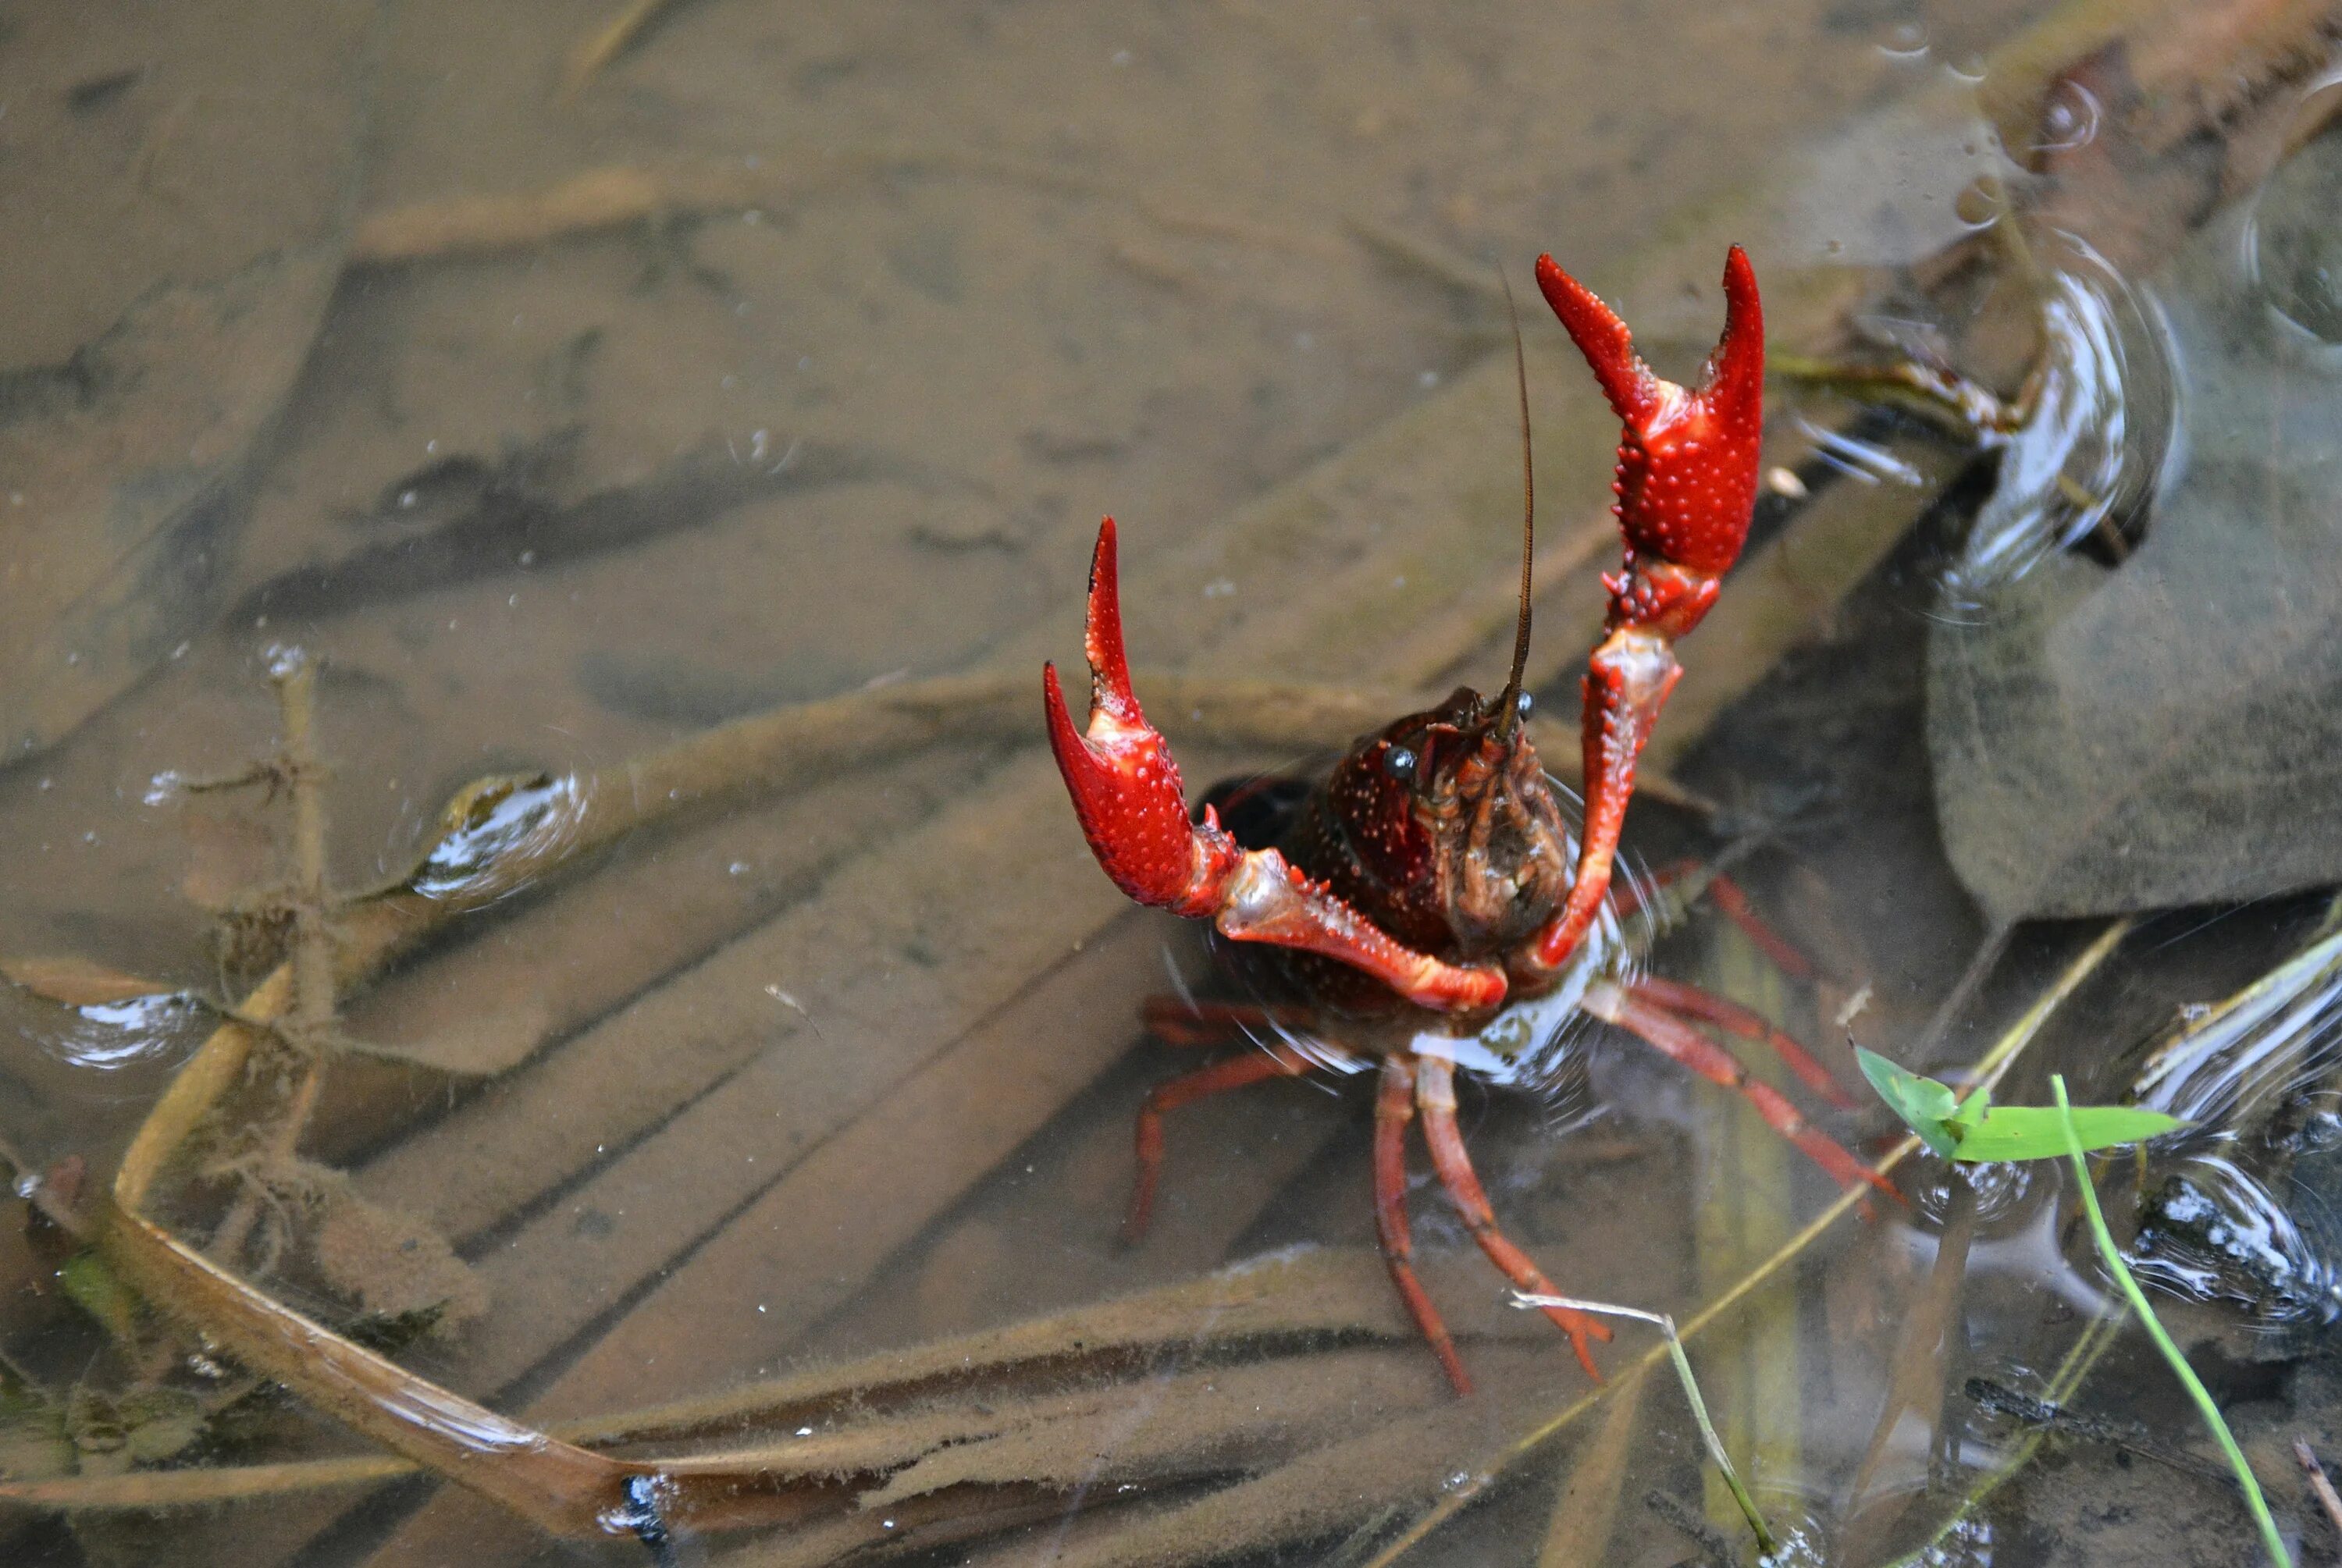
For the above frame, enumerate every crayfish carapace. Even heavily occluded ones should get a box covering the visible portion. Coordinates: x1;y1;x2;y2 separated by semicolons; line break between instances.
1043;247;1890;1394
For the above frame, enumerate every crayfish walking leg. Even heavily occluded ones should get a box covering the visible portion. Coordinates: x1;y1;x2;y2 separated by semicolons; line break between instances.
1585;980;1897;1207
1414;1055;1611;1379
1123;1040;1313;1243
1373;1058;1475;1397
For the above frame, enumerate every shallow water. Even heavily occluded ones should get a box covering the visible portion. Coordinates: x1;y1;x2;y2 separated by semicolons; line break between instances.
5;2;2342;1566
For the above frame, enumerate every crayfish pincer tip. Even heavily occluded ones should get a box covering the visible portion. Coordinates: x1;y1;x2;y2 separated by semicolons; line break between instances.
1532;254;1653;428
1078;519;1140;715
1707;245;1764;407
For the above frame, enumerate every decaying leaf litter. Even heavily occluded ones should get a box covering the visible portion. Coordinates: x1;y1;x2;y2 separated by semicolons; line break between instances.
10;0;2342;1565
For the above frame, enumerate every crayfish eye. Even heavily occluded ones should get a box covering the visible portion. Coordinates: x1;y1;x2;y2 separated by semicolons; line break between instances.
1515;691;1534;718
1382;745;1418;781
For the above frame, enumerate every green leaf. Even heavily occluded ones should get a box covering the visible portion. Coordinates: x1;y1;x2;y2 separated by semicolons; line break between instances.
1947;1104;2186;1163
1950;1083;1991;1125
1855;1047;1959;1159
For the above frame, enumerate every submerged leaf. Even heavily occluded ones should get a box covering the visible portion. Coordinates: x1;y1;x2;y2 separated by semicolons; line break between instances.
0;956;179;1008
114;1388;205;1467
308;1170;486;1329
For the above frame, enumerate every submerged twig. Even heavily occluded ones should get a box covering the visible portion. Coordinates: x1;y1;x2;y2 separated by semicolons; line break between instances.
2296;1439;2342;1545
1849;1167;1977;1507
1514;1293;1774;1557
347;151;1087;266
1964;1377;2233;1487
205;652;339;1270
346;149;1347;275
1343;215;1508;309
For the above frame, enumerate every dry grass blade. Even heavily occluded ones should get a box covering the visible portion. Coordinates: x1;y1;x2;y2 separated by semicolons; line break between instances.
0;1456;412;1513
100;1207;660;1537
1517;1294;1774;1555
568;1247;1436;1447
1358;918;2135;1567
1537;1360;1652;1568
559;0;687;95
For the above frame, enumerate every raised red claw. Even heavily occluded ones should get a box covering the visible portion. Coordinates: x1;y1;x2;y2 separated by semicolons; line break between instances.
1531;247;1764;973
1041;519;1230;917
1045;519;1507;1011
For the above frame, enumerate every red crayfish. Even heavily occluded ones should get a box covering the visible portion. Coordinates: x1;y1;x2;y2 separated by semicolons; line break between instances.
1042;247;1888;1393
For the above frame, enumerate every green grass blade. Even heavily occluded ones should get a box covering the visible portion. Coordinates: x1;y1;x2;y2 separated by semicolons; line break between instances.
2051;1075;2290;1566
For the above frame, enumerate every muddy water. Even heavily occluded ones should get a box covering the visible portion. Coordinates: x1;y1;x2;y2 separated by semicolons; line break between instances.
5;2;2342;1565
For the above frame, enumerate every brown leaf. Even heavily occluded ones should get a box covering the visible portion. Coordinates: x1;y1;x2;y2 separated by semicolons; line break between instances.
310;1175;486;1329
1;956;177;1008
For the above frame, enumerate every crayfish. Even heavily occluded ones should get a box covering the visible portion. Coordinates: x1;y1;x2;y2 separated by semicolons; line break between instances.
1043;247;1889;1394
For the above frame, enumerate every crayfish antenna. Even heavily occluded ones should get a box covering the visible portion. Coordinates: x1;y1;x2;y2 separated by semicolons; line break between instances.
1492;267;1536;748
1530;247;1765;975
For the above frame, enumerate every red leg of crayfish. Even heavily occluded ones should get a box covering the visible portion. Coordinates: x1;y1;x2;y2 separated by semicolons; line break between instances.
1703;873;1821;983
1625;858;1823;984
1045;519;1506;1011
1414;1055;1611;1380
1124;1042;1313;1243
1582;979;1898;1207
1374;1057;1475;1397
1530;247;1765;977
1628;975;1856;1109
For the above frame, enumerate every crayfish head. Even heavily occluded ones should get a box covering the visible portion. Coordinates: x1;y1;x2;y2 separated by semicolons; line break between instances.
1304;686;1577;964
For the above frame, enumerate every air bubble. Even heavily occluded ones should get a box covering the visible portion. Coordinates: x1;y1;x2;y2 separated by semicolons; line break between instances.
1877;21;1928;61
2030;80;2101;155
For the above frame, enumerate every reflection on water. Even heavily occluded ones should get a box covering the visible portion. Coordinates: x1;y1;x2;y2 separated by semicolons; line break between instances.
27;993;212;1076
2127;919;2342;1329
2132;924;2342;1134
2248;68;2342;350
407;773;593;904
2133;1157;2342;1327
1929;233;2176;609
